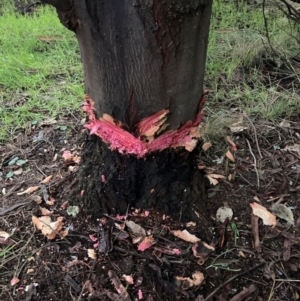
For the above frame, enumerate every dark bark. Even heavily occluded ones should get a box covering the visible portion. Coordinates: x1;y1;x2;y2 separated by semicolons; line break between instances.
43;0;213;129
70;137;208;223
76;0;212;130
43;0;213;223
41;0;78;30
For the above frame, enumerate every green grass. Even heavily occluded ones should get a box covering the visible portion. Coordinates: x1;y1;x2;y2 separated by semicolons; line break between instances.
0;0;299;141
205;0;300;138
0;245;14;257
0;4;83;141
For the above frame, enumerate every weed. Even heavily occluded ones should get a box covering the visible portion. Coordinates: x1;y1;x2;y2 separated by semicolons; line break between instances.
206;248;241;271
204;0;300;142
0;245;14;258
231;222;239;246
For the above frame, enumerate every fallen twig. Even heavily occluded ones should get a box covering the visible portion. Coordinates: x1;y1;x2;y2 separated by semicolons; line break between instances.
204;262;265;301
244;114;262;159
113;246;152;260
275;279;300;282
267;279;276;301
229;284;256;301
246;139;260;189
236;171;255;187
251;214;261;253
0;201;31;216
108;270;131;301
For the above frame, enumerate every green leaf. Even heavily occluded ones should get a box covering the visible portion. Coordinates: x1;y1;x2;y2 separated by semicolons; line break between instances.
6;171;14;178
8;157;19;166
66;206;79;217
16;159;28;166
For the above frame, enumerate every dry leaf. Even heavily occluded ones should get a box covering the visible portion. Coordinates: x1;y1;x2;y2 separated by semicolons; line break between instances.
250;203;276;226
206;173;225;179
27;269;35;274
138;289;143;300
202;142;212;152
216;207;233;223
192;272;204;286
192;241;215;262
46;197;55;206
0;230;10;240
68;166;77;172
72;155;81;164
175;276;193;289
13;168;23;175
226;136;237;151
171;229;200;243
137;235;156;251
122;275;134;285
225;150;235;162
60;229;69;238
10;276;20;286
253;196;261;203
62;150;72;161
87;249;97;259
39;207;53;216
205;175;219;186
60;201;69;209
229;117;248;133
132;236;143;244
41;175;52;184
125;221;146;236
52;153;58;162
62;150;81;164
32;216;64;239
30;195;42;204
186;221;196;227
17;186;39;195
279;120;291;127
270;203;294;225
0;232;15;246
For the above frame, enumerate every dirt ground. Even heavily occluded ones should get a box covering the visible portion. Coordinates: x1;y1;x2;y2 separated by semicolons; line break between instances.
1;96;300;301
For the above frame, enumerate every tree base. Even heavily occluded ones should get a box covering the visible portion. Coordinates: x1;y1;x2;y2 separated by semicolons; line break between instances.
71;136;208;223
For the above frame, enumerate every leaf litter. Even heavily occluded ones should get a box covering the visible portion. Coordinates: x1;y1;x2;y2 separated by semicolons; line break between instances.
1;106;300;301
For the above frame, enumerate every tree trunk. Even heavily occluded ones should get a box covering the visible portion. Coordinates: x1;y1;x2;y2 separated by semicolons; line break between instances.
42;0;213;223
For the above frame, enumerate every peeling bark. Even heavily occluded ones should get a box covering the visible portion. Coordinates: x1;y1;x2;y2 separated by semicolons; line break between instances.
83;95;205;157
